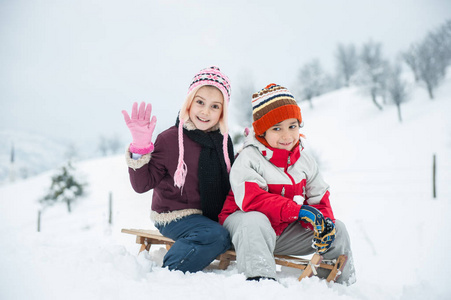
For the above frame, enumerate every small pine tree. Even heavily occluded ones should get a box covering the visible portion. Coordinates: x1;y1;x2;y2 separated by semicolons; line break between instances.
40;162;85;213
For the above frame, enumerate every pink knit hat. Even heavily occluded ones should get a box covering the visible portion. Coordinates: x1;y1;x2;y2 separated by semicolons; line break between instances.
174;66;232;189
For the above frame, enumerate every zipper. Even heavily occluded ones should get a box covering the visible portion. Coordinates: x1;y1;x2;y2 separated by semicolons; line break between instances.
281;186;285;197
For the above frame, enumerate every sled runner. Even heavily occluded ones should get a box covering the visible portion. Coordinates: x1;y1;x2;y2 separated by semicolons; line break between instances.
121;228;347;282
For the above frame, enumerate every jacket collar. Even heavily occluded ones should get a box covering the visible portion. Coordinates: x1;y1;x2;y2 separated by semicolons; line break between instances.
265;143;301;169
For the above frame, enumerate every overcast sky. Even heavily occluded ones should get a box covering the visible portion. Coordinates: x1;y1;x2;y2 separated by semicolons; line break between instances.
1;0;450;150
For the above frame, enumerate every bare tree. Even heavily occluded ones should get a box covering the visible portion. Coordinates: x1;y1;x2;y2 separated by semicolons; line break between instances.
9;143;16;182
298;59;327;108
108;134;122;154
231;76;255;145
335;43;358;87
235;83;254;129
98;136;108;156
387;63;409;122
65;143;79;161
357;40;388;110
404;20;451;100
416;36;446;99
402;45;420;82
430;20;451;76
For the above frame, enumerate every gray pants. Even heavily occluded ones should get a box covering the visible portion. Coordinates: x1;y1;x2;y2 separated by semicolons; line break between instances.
223;211;356;284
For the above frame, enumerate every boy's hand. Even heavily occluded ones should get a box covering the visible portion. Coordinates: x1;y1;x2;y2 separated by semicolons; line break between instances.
313;218;336;254
122;102;157;154
298;205;326;234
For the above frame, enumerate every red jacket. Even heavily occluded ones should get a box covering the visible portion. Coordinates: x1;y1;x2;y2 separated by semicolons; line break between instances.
219;136;334;235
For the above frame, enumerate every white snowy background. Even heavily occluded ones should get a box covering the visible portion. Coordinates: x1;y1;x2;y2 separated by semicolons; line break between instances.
1;0;451;172
1;0;451;299
1;77;450;299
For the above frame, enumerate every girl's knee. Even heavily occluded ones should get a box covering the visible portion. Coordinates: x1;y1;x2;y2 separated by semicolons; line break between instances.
197;224;231;250
214;225;231;249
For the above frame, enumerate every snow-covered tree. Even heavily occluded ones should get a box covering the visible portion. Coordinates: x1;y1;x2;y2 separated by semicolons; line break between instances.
40;162;86;213
402;20;451;99
298;59;328;108
234;83;254;129
403;45;420;82
417;22;451;99
99;134;123;156
232;77;255;145
387;63;409;122
108;134;123;154
416;40;442;99
430;20;451;76
65;143;79;161
357;40;389;110
98;136;109;156
335;43;358;87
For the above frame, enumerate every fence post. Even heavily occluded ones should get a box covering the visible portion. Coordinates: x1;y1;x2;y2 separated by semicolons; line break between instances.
109;192;113;225
433;154;436;199
37;210;41;232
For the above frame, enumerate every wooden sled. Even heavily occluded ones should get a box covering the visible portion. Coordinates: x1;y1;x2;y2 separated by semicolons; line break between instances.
121;228;347;282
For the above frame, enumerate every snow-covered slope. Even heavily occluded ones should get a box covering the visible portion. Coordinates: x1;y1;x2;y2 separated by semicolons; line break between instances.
0;79;450;300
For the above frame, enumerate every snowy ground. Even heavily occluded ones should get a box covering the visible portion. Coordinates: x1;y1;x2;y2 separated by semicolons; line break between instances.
1;80;451;300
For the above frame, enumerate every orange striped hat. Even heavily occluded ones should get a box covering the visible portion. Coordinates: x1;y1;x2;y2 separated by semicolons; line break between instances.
252;84;302;137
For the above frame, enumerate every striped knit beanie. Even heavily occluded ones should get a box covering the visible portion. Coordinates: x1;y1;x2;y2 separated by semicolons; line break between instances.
252;83;302;143
174;66;232;189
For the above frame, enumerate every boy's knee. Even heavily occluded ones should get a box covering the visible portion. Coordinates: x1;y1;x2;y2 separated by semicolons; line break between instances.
324;219;352;257
237;211;272;228
225;211;276;247
334;220;351;245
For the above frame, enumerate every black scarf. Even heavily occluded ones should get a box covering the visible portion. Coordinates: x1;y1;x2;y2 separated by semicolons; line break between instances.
176;118;234;222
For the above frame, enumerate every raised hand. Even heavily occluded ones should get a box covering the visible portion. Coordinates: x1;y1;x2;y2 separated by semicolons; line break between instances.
122;102;157;154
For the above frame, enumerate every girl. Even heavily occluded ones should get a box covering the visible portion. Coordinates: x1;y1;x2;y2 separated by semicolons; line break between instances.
122;66;234;273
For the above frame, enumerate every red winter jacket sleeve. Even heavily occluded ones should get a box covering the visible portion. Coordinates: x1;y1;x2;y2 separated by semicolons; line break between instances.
240;181;301;226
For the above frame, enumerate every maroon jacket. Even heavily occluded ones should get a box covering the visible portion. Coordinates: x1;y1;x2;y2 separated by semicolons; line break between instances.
128;126;203;214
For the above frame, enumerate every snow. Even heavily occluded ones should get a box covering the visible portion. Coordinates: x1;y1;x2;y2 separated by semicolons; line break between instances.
1;79;451;300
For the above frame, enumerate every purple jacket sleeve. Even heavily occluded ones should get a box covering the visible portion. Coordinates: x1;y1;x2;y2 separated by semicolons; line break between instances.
127;133;168;193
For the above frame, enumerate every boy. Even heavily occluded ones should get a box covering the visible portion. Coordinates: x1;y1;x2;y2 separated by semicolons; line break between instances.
219;84;355;284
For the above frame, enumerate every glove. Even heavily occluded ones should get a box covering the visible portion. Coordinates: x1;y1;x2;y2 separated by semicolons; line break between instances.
298;205;326;234
122;102;157;154
313;218;336;254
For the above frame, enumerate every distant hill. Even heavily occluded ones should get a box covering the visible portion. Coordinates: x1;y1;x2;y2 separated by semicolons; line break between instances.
0;130;70;183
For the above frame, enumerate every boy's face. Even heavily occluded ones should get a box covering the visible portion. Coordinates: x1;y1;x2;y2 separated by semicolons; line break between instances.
263;118;300;151
189;86;224;132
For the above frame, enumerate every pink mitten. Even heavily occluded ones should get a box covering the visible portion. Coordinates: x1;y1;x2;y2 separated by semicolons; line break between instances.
122;102;157;154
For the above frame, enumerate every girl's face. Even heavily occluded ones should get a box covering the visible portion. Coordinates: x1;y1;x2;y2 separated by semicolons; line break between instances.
189;86;224;132
263;118;300;151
